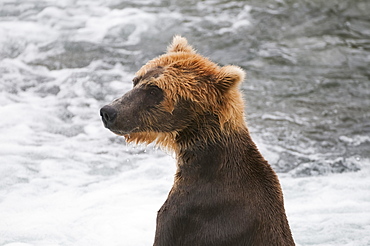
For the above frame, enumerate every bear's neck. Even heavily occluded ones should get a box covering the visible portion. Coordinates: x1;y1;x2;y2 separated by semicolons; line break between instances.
174;122;268;182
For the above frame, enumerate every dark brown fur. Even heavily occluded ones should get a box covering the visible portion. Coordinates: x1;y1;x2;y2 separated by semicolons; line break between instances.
100;36;295;246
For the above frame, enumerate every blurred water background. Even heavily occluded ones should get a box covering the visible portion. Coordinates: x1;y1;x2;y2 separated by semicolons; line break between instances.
0;0;370;245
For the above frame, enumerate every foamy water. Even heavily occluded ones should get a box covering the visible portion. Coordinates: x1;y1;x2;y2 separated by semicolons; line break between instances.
1;0;370;245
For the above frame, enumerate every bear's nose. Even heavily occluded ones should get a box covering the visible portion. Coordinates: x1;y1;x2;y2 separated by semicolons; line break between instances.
100;105;117;127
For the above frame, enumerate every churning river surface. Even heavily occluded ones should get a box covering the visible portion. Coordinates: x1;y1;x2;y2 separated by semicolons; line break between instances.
0;0;370;246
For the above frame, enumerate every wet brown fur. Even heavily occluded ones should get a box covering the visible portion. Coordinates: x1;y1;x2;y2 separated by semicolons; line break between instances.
125;36;246;152
102;36;295;245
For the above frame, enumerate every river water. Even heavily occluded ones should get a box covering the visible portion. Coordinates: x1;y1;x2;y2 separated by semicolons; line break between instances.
0;0;369;245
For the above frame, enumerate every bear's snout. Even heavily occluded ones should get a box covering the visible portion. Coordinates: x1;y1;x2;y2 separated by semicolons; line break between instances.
100;105;117;128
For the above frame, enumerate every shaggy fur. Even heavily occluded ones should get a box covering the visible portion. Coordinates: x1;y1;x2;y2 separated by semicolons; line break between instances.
125;37;246;152
100;36;295;246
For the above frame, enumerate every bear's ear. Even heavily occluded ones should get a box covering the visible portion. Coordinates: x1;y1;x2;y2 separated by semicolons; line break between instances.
167;35;196;53
216;65;246;92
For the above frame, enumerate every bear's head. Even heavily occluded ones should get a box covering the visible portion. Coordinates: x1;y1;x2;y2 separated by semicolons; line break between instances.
100;36;246;151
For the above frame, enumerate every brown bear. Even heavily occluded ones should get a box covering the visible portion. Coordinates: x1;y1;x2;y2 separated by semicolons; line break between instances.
100;36;295;246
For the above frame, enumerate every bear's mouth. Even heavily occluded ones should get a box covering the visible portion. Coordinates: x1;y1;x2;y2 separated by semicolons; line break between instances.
109;126;141;136
110;129;126;136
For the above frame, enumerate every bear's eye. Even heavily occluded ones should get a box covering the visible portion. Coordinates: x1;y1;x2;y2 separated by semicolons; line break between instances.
133;76;141;86
144;85;164;109
147;85;162;96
